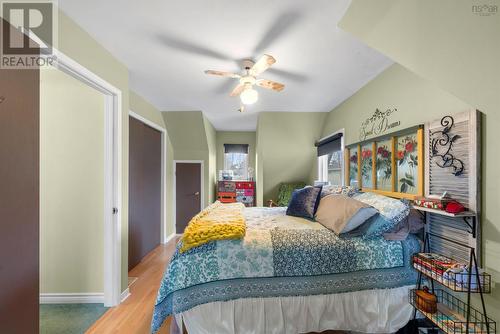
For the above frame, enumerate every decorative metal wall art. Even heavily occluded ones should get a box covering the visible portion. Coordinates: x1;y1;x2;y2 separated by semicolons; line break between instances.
430;116;465;176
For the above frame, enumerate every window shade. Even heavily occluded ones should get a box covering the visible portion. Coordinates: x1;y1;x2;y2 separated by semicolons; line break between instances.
316;133;342;156
224;144;249;154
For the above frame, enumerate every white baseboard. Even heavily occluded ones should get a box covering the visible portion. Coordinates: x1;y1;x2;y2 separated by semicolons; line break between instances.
40;292;104;304
120;288;130;302
163;233;177;244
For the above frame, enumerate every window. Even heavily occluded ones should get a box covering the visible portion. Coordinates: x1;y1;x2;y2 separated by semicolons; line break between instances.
316;131;344;185
223;144;249;180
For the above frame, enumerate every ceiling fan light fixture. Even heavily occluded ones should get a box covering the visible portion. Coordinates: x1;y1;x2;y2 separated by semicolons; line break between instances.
240;87;258;105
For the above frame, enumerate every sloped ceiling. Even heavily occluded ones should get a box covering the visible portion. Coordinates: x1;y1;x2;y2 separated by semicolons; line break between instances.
339;0;500;114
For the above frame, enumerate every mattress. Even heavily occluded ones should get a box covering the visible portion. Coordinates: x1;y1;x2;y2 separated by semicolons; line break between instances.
152;207;420;333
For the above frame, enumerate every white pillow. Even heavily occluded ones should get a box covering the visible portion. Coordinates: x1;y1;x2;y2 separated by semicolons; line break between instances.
343;206;379;233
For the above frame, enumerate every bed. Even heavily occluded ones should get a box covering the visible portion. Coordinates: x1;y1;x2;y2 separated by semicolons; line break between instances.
151;205;420;334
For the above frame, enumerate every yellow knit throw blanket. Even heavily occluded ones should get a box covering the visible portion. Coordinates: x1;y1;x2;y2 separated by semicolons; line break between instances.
180;201;246;253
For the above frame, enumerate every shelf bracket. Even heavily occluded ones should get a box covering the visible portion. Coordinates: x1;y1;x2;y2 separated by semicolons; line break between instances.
462;216;476;238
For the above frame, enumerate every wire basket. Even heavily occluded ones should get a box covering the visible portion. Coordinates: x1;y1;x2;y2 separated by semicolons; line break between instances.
413;253;491;293
410;289;496;334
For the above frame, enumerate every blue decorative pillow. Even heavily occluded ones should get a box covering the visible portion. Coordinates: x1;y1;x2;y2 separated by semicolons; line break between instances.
344;192;410;239
286;186;322;220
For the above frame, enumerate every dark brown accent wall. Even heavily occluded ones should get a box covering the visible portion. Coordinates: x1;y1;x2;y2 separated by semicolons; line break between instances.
128;116;162;270
0;63;40;331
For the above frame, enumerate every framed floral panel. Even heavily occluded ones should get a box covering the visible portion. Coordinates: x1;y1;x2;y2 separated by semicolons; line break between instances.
375;139;392;191
361;143;374;188
345;126;424;199
348;147;359;188
396;133;419;194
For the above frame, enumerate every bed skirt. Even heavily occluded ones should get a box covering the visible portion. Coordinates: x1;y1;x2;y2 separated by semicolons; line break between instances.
172;285;414;334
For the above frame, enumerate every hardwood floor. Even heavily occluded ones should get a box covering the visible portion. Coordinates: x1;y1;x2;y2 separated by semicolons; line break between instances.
86;238;178;334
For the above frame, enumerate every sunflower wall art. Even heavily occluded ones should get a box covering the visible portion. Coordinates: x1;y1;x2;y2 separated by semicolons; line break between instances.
345;126;424;199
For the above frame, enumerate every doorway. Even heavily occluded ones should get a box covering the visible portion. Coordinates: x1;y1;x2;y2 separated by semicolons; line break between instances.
128;115;162;270
174;161;203;234
39;49;122;310
39;64;110;334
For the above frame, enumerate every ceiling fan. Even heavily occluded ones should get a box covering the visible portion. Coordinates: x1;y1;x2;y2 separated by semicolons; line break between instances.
204;54;285;111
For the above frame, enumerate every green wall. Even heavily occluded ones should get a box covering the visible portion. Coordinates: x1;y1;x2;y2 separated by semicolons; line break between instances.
257;112;327;204
336;0;500;322
162;115;258;211
203;115;217;204
40;67;105;294
339;0;500;117
216;131;257;177
255;126;263;206
50;10;177;293
56;10;131;292
321;64;472;144
321;64;499;323
162;111;214;207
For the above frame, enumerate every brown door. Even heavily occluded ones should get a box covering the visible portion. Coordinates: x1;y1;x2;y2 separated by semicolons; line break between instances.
175;163;202;233
0;57;40;332
128;116;162;270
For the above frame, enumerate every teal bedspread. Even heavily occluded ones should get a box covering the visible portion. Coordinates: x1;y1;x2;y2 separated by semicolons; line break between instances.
151;207;420;333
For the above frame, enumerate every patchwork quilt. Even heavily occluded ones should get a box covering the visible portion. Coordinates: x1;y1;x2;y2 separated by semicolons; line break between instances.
151;207;420;333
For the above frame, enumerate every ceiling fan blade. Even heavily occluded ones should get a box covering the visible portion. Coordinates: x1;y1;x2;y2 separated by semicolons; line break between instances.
230;83;245;97
157;33;231;61
256;79;285;92
253;10;302;53
250;54;276;76
267;68;307;82
205;70;241;79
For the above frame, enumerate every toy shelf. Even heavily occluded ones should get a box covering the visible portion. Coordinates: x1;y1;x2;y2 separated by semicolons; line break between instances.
410;289;496;334
412;254;492;293
410;206;496;334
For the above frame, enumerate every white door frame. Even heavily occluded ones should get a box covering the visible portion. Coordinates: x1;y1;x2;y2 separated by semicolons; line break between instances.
173;160;205;235
47;50;122;307
129;111;170;244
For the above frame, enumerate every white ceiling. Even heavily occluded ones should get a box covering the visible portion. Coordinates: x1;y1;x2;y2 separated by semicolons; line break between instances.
58;0;392;131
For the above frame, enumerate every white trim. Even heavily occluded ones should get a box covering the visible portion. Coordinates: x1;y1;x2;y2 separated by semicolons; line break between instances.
128;110;164;133
47;49;123;307
40;293;104;304
316;129;345;185
165;232;177;244
317;155;328;183
317;128;344;143
120;288;131;302
128;110;170;244
173;160;205;234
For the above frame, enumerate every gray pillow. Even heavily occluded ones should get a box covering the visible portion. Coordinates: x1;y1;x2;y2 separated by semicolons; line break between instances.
343;207;380;233
315;194;378;234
